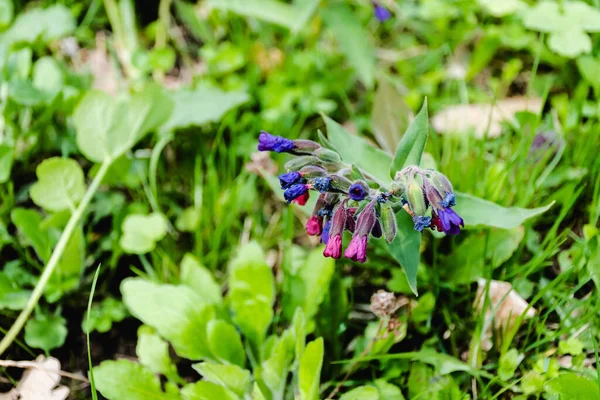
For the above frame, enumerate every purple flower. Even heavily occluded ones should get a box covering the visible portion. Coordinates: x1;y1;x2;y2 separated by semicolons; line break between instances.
306;216;322;236
349;182;368;201
313;177;332;193
284;184;309;204
344;201;377;263
323;201;348;259
412;215;432;232
440;192;456;208
373;4;391;22
324;235;343;259
437;208;464;235
345;236;368;263
279;171;304;189
258;131;295;153
321;220;332;244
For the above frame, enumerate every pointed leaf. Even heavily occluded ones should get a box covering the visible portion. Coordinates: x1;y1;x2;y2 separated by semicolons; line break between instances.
390;99;429;177
193;362;251;398
182;381;239;400
386;211;420;296
372;80;412;153
207;319;246;367
299;338;324;400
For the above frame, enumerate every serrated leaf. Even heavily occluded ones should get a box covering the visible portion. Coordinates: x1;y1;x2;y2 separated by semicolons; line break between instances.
30;158;85;212
386;211;420;295
324;115;392;184
121;278;215;360
548;29;591;58
119;213;167;254
193;362;251;398
207;319;246;367
321;3;375;88
73;84;173;163
390;99;429;177
161;87;249;131
24;312;67;352
453;192;553;229
94;359;179;400
227;242;275;348
298;338;324;400
180;253;222;305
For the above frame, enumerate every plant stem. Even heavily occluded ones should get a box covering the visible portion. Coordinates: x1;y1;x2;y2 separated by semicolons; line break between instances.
0;160;112;357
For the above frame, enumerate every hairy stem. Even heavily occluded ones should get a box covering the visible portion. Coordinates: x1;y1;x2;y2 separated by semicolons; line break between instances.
0;160;111;357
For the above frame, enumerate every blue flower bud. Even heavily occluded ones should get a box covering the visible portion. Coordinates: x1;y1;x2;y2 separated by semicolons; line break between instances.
258;131;295;153
284;184;308;204
279;171;304;189
349;181;369;201
313;176;333;193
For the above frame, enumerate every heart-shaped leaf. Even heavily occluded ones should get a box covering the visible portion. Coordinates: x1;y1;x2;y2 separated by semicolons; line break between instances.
30;158;85;213
119;213;167;254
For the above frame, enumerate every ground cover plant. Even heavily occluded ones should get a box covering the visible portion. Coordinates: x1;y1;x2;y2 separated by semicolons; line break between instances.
1;0;600;399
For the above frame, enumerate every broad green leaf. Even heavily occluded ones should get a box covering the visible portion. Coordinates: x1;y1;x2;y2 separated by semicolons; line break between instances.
180;253;222;305
454;192;553;229
119;213;167;254
8;79;48;106
386;211;420;295
24;312;67;352
479;0;524;16
121;278;215;359
521;2;565;33
548;29;591;58
11;208;51;262
298;338;324;400
94;359;179;400
324;115;392;184
577;56;600;90
372;79;412;153
339;386;379;400
374;380;405;400
261;330;295;397
30;157;85;212
445;227;524;284
564;1;600;32
207;0;297;29
207;319;246;367
182;381;239;400
33;56;63;96
136;326;179;381
4;47;32;79
227;242;275;347
73;85;173;163
321;4;375;89
0;0;13;27
545;373;600;400
282;247;335;329
161;87;249;131
408;362;432;399
390;99;429;177
193;362;251;398
0;272;30;310
2;5;75;45
0;143;13;183
498;349;524;381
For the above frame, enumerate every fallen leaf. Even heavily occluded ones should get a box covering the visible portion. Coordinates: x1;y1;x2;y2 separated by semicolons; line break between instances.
474;279;536;351
0;355;71;400
432;97;543;138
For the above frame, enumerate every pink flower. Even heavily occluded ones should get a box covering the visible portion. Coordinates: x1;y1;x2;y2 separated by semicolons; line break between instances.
292;191;310;206
344;235;368;263
306;216;322;236
323;235;342;259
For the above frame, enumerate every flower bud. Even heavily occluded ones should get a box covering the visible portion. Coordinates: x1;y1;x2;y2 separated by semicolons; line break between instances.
284;156;322;171
314;148;341;164
292;139;320;155
388;180;405;197
406;178;426;216
430;171;453;196
299;165;327;179
330;175;353;193
380;203;397;243
313;176;333;193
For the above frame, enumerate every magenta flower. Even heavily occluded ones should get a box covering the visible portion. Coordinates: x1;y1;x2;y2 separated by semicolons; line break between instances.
306;216;322;236
344;235;368;263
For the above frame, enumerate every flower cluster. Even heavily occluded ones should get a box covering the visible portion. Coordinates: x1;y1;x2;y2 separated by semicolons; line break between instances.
258;131;463;263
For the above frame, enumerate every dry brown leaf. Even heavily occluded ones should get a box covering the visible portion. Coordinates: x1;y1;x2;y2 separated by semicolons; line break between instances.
0;356;70;400
432;97;543;138
474;279;536;351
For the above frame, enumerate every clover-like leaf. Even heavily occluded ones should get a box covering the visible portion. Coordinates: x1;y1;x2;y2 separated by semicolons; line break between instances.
119;213;167;254
564;1;600;32
24;312;67;352
30;158;85;213
521;2;566;33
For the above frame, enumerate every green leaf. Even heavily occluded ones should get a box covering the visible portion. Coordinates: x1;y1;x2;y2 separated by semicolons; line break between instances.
408;362;432;399
390;99;429;177
282;247;335;328
372;79;412;153
82;297;128;333
30;157;85;212
73;85;173;163
208;0;297;28
361;349;480;376
564;1;600;32
24;312;67;352
94;359;179;400
261;330;295;397
321;3;375;89
136;326;179;381
340;386;379;400
8;79;49;106
577;56;600;90
454;192;553;229
479;0;524;16
121;278;215;359
558;337;584;356
182;381;239;400
0;143;14;183
386;211;420;295
374;380;405;400
4;47;32;79
324;115;392;184
548;29;591;58
498;349;524;381
545;373;600;400
193;362;251;398
227;242;275;348
180;253;222;305
0;272;31;310
207;319;246;367
445;227;524;284
33;56;64;96
45;226;85;302
2;5;75;45
11;208;51;262
0;0;13;27
298;338;324;400
176;207;201;232
119;213;167;254
521;2;565;33
161;87;249;131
